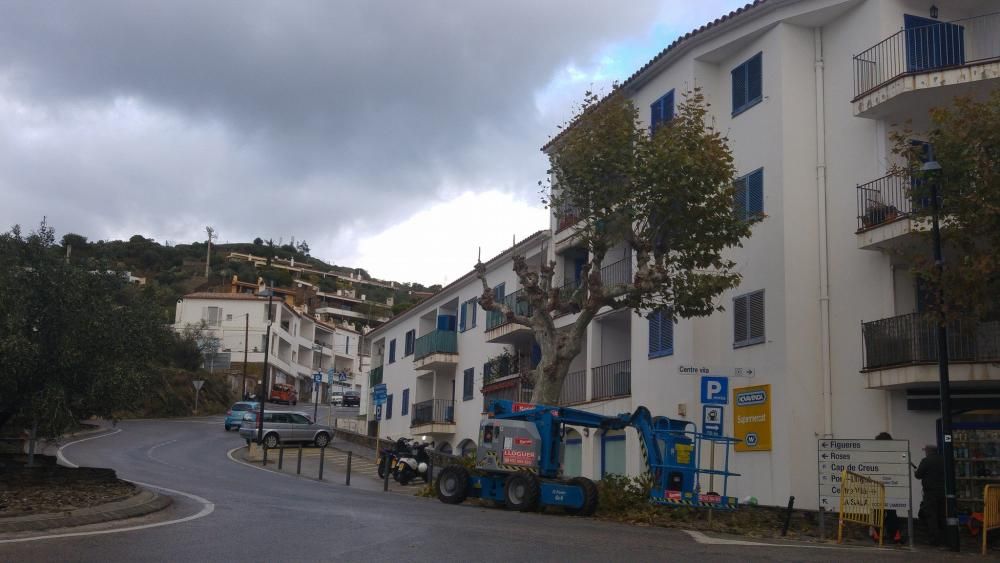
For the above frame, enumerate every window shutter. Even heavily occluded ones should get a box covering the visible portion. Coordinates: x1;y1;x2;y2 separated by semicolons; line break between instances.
459;303;467;332
732;64;747;113
734;177;748;222
748;291;765;344
471;299;477;327
483;362;491;379
387;394;393;419
664;90;675;122
402;389;409;415
650;100;662;132
463;368;474;401
734;295;748;346
648;311;661;356
747;53;762;103
748;169;764;217
389;339;396;363
663;311;674;355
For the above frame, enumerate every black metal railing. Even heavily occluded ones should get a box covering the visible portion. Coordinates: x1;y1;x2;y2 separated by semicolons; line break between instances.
591;360;631;401
856;173;915;232
411;399;455;426
559;370;587;404
486;288;533;331
599;256;632;288
862;313;1000;370
853;12;1000;99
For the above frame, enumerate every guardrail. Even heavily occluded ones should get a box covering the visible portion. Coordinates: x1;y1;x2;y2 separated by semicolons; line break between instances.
837;470;885;545
856;174;915;232
486;288;532;331
558;369;587;404
853;12;1000;98
599;256;632;288
862;314;1000;370
411;399;455;426
413;330;457;360
591;360;631;401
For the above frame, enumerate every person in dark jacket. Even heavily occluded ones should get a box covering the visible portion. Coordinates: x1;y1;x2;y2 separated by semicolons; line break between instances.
915;444;946;545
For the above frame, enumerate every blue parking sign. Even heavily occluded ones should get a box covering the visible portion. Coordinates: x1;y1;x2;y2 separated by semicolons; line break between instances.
701;376;728;405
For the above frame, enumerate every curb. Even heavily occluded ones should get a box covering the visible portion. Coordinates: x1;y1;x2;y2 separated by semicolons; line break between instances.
0;488;173;533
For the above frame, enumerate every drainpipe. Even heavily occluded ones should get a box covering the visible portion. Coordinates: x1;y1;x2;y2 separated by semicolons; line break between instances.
815;28;833;436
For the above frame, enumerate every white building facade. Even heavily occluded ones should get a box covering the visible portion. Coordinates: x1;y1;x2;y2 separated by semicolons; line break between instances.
174;292;362;402
363;0;1000;510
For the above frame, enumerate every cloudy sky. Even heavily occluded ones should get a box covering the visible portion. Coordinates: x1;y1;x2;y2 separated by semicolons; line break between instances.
0;1;748;285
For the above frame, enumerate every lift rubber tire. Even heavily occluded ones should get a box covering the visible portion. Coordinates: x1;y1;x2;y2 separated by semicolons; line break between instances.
314;432;330;448
563;477;599;516
436;465;470;504
504;472;540;512
377;458;387;479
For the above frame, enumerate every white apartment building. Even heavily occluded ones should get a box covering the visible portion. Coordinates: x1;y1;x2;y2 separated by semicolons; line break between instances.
174;292;362;402
363;0;1000;510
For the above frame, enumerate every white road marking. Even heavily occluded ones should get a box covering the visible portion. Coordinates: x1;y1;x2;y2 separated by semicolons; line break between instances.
683;530;895;551
225;446;294;479
56;428;123;468
2;425;217;544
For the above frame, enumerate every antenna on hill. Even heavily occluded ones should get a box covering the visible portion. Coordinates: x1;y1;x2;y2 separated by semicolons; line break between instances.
205;226;216;278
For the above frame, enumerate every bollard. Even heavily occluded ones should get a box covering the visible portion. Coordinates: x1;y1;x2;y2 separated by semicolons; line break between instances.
297;442;304;475
781;496;795;536
278;444;285;470
318;445;326;480
346;451;352;486
262;444;269;466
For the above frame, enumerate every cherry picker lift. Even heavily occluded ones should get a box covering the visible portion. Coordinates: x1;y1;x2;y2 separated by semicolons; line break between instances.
435;399;740;514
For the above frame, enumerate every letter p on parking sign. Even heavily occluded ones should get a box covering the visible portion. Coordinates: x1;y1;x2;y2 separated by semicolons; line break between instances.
701;376;728;405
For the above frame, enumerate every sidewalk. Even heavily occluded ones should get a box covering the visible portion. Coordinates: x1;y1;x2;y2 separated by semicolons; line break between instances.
234;436;431;494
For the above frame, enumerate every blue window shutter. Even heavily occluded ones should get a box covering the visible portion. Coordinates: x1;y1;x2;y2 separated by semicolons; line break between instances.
463;368;474;401
402;389;409;416
734;177;748;222
648;311;661;356
459;303;467;332
494;283;505;301
387;394;393;419
650;100;662;132
664;90;675;122
664;312;674;355
747;53;762;104
471;299;477;327
389;339;396;363
748;169;764;216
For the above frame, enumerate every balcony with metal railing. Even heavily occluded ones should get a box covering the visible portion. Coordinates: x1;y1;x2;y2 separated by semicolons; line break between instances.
591;359;631;401
411;399;456;433
854;173;930;251
861;312;1000;388
485;289;534;344
559;369;587;405
413;330;458;370
853;12;1000;117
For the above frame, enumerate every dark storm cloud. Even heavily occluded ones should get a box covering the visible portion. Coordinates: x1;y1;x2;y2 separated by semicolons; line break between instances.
0;0;659;260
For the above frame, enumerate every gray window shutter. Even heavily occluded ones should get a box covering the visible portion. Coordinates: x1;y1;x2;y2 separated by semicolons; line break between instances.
748;290;765;344
734;295;748;347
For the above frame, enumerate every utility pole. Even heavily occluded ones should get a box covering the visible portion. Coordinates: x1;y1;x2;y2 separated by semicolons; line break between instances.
205;226;216;279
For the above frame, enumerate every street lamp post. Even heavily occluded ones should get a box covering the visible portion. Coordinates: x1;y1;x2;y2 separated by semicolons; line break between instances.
242;313;249;400
257;283;274;444
922;150;960;552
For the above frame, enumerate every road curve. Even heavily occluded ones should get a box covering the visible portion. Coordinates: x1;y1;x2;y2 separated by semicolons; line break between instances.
1;418;938;562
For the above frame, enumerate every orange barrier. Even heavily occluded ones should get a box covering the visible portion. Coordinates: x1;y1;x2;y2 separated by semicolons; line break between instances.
984;484;1000;555
837;469;885;545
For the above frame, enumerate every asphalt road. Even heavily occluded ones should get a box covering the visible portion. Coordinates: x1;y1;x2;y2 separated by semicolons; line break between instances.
1;416;956;562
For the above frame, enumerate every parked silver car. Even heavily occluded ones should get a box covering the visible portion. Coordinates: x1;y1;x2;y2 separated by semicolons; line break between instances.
239;411;331;449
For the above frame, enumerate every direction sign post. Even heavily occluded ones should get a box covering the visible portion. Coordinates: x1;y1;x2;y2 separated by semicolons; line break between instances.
192;379;205;414
817;438;913;547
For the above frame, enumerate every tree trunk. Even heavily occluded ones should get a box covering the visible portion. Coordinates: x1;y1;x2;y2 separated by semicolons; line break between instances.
530;356;574;405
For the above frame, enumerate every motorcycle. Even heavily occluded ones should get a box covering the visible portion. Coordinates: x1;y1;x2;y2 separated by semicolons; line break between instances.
394;441;434;485
377;437;412;479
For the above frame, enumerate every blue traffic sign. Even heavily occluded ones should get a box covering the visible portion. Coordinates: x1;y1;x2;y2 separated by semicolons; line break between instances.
702;404;724;437
313;372;322;384
374;404;383;421
373;383;388;406
700;376;729;405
